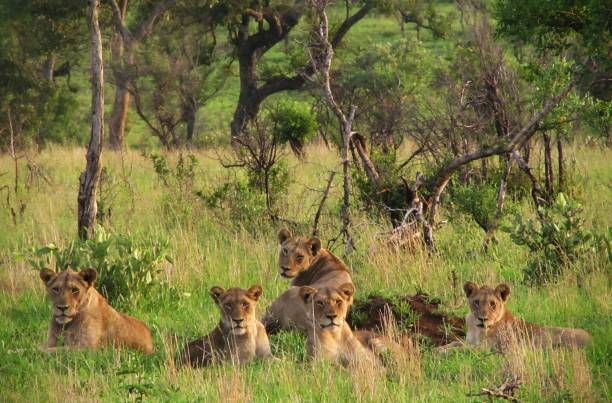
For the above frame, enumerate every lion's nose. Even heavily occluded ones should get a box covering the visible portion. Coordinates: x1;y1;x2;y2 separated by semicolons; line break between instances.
478;316;488;322
233;318;244;323
281;266;290;272
326;314;337;320
57;305;69;311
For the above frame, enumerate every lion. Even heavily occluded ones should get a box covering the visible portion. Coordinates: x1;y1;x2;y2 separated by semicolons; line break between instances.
40;268;153;354
438;282;592;352
298;283;376;365
262;229;353;332
179;285;273;367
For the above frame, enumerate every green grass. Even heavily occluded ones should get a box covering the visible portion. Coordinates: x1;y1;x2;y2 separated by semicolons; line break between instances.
0;144;610;401
1;3;610;401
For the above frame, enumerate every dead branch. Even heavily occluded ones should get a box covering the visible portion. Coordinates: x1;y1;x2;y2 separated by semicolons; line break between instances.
426;74;578;224
312;171;336;236
467;374;522;401
309;0;357;254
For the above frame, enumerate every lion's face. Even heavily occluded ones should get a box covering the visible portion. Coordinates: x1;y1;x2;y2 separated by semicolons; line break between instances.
299;283;355;332
464;282;511;329
211;285;262;336
277;229;322;279
40;268;97;324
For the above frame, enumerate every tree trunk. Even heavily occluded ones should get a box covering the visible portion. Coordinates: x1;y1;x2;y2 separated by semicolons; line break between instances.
185;101;197;145
109;83;129;150
557;133;565;191
229;3;373;141
78;0;104;240
543;132;554;197
108;0;129;151
42;55;55;81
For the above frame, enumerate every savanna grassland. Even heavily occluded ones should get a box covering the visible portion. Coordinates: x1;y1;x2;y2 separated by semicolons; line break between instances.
1;1;611;402
0;143;610;402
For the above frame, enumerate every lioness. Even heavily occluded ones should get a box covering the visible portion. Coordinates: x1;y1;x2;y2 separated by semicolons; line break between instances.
298;283;376;365
263;229;353;332
40;268;153;353
179;285;273;367
439;282;592;352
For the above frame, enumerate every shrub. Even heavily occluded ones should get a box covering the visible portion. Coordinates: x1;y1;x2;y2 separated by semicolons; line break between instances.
24;226;175;308
269;101;317;157
196;177;269;226
503;193;602;284
450;182;500;232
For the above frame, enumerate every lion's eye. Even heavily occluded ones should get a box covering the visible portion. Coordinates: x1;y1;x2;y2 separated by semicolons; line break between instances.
241;302;249;310
224;303;232;310
295;255;304;262
474;300;480;307
490;301;496;309
51;287;59;294
282;248;288;256
71;288;80;295
316;301;324;308
336;300;342;306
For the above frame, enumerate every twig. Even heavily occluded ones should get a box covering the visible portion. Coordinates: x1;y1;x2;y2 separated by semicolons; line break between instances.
467;374;522;401
312;171;336;236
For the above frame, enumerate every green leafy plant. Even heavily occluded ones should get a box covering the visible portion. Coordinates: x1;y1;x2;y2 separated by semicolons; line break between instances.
269;101;317;157
503;193;603;284
24;226;175;308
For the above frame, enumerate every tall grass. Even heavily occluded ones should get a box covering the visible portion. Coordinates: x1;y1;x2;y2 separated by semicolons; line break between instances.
0;143;610;401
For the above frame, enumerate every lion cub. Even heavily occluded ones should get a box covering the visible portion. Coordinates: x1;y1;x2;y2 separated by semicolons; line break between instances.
299;283;377;365
439;282;592;352
180;285;273;367
40;268;153;353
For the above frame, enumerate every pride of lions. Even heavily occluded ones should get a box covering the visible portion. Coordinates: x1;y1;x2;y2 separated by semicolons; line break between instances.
39;229;592;367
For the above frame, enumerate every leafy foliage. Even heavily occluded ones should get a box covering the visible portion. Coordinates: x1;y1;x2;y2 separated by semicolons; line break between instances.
503;193;604;284
24;226;175;308
269;101;317;157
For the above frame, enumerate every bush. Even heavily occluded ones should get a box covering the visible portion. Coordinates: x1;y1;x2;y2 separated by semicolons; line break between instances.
196;177;269;226
503;193;603;284
450;182;500;232
24;226;175;308
269;101;317;157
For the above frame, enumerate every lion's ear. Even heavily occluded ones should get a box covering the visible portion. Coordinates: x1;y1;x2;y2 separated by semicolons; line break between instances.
79;268;97;286
308;237;321;256
278;228;291;244
210;286;225;304
495;283;511;302
464;282;479;298
338;283;355;301
40;268;57;285
299;286;317;304
247;285;263;301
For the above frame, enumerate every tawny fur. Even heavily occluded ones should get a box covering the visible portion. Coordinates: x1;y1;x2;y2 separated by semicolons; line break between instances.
439;282;592;352
299;283;376;366
40;268;153;354
263;229;353;332
179;285;272;367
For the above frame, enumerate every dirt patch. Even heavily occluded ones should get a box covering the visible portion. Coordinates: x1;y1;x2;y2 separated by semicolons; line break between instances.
347;293;465;347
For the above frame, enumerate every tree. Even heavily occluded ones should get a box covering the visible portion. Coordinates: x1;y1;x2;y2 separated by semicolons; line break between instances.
495;0;611;100
0;0;86;148
226;0;376;140
78;0;104;240
107;0;177;150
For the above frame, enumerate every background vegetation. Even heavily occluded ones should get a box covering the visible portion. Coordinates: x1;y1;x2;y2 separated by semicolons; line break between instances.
0;0;610;401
